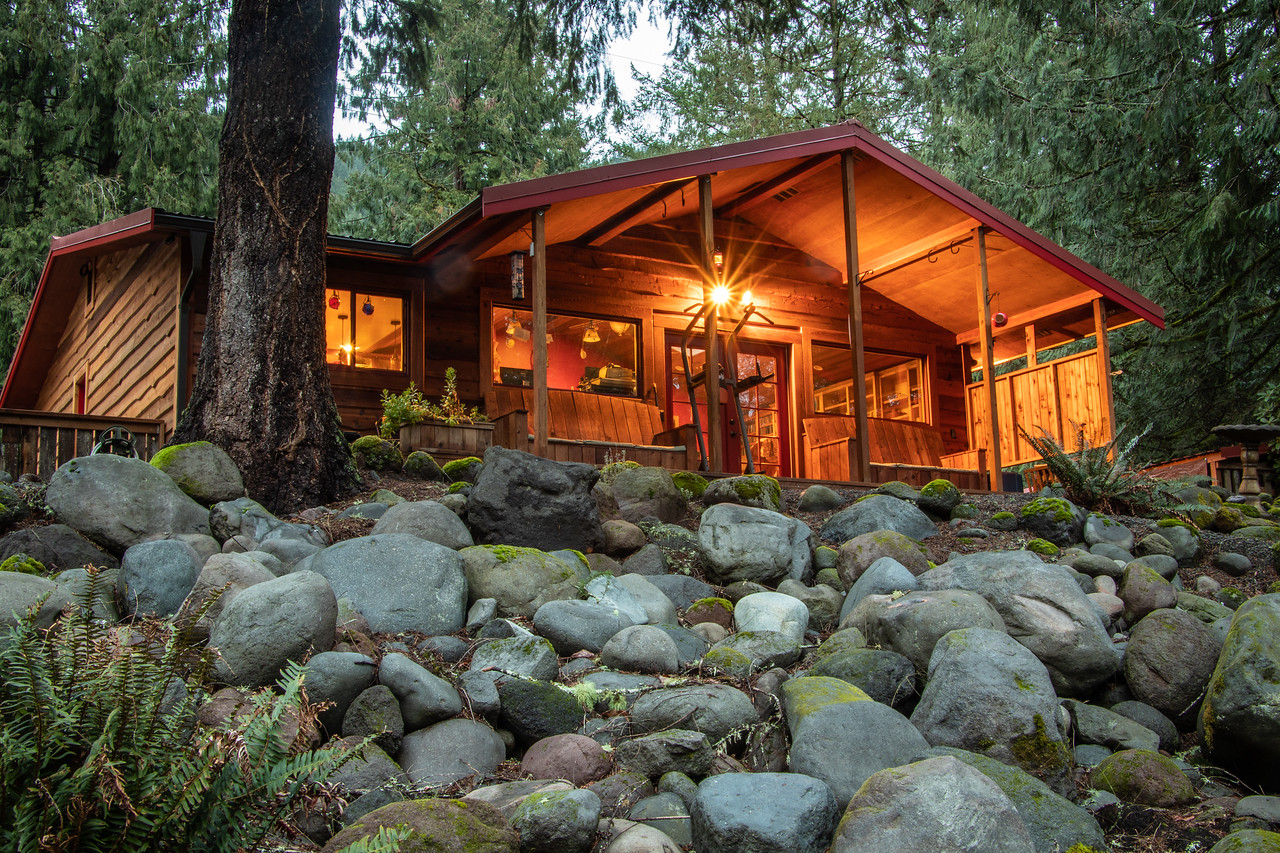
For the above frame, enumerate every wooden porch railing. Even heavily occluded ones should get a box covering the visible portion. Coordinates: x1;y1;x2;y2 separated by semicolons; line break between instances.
0;409;168;481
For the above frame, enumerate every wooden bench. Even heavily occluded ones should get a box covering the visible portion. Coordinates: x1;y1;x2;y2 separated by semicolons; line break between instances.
803;415;988;490
486;387;700;470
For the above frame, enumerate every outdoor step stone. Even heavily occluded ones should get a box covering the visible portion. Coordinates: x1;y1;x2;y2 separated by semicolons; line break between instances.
691;772;839;853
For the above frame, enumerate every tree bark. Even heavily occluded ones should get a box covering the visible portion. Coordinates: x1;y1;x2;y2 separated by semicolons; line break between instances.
173;0;358;511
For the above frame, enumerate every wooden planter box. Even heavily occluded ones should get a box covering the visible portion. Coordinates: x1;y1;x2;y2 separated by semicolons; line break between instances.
399;421;494;462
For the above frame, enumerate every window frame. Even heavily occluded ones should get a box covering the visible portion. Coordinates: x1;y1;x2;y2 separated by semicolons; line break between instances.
489;303;643;398
811;343;930;423
324;286;409;377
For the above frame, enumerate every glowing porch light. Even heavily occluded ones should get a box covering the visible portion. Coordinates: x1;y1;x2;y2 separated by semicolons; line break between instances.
711;284;731;306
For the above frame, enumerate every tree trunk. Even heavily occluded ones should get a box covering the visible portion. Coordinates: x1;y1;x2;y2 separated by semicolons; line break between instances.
173;0;358;511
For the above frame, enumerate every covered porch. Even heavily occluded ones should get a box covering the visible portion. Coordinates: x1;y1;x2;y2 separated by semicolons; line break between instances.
413;123;1164;489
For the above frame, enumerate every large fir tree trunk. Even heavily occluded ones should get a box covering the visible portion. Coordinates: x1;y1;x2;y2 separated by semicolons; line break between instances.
173;0;358;511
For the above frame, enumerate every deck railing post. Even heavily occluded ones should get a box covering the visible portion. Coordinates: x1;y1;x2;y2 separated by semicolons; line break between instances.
975;227;1003;491
840;150;872;482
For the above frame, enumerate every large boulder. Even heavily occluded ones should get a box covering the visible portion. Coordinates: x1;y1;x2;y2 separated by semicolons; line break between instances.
1123;608;1219;728
150;441;245;506
835;531;930;586
117;539;204;618
916;551;1118;695
461;545;586;619
819;495;938;543
609;467;687;523
369;500;474;549
305;534;467;635
0;571;69;630
0;524;118;572
323;798;517;853
831;756;1034;853
1199;593;1280;787
691;773;838;853
209;570;337;688
1018;497;1085;547
45;454;211;552
399;719;507;787
466;446;604;552
910;628;1073;796
698;504;813;585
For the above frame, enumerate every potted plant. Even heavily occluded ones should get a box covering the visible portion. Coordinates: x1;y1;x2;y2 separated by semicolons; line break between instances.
381;368;492;458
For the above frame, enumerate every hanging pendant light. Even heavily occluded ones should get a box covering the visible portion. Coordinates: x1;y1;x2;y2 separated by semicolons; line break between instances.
582;320;601;344
362;295;374;316
328;290;341;309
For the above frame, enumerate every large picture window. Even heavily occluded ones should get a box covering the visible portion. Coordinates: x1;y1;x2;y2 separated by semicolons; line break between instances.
812;344;927;422
491;307;638;396
326;290;405;370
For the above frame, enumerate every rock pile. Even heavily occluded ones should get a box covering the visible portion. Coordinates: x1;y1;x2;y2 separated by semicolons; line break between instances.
1;442;1279;853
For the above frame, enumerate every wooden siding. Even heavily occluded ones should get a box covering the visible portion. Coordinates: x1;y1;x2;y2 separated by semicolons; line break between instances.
36;241;180;430
966;349;1108;467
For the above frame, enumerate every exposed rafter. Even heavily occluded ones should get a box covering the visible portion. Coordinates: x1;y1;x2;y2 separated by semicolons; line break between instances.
717;153;836;219
580;179;698;247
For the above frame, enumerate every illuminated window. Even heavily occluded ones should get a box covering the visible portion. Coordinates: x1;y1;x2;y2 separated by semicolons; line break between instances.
812;344;927;422
325;290;405;370
492;307;638;396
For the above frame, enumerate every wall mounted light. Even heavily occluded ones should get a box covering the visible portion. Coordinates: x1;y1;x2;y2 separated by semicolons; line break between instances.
713;247;724;274
711;284;731;306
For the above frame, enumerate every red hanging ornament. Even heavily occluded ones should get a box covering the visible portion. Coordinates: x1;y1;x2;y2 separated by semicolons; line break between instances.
328;290;341;310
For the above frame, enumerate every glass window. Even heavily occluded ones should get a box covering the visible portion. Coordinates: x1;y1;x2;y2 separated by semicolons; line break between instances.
325;290;405;370
812;344;926;422
492;307;638;396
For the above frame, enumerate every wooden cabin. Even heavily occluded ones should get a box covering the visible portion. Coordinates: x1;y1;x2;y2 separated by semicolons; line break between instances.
0;123;1164;488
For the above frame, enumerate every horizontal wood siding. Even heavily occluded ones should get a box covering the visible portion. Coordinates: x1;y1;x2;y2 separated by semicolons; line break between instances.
36;241;180;431
967;349;1107;467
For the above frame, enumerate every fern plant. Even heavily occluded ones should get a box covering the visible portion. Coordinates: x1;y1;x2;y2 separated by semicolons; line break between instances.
1019;423;1169;515
0;569;403;853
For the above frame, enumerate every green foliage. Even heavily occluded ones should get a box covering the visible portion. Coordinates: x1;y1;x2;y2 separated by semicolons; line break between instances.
0;553;45;575
1020;423;1167;516
378;370;487;439
0;572;380;852
0;0;226;368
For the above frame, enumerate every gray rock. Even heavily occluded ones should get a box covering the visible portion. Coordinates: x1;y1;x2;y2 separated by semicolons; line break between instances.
691;772;838;853
616;729;714;779
117;539;203;618
182;551;276;624
534;599;637;655
630;684;755;743
1136;532;1175;558
1074;744;1113;768
798;484;844;512
307;534;467;635
1127;553;1179;580
602;824;683;853
734;591;809;644
861;589;1006;676
783;677;928;803
1088;543;1133;565
836;530;931;587
0;523;118;572
1235;795;1280;823
1213;552;1252;577
629;793;692;847
151;441;245;505
461;544;586;619
210;571;336;688
840;557;917;621
586;574;650;625
1084;513;1135;551
466;597;497;633
497;678;585;745
603;519;647;556
53;567;119;621
46;454;211;552
644;574;714;610
1066;551;1126;579
457;670;501;719
466;446;604;552
602;625;682;674
1119;562;1178;623
917;550;1118;696
1178;590;1234;623
831;756;1034;853
401;450;449;481
1124;608;1219;728
0;571;69;630
464;779;575;819
210;497;326;547
808;648;917;709
1111;700;1180;753
511;788;602;853
399;718;506;786
613;574;678;625
1159;524;1202;565
257;537;322;572
1018;497;1085;547
610;467;688;524
622;543;669;576
775;579;842;631
1208;830;1280;853
820;495;938;543
698;504;813;585
649;624;711;667
369;499;474;549
911;628;1073;796
925;746;1107;853
710;631;801;672
702;475;783;513
306;652;377;733
1063;699;1160;752
378;652;462;731
1199;593;1280;787
470;635;559;682
342;685;404;756
327;737;409;794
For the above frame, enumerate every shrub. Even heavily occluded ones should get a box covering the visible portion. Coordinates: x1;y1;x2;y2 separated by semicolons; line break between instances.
1019;423;1168;516
0;572;401;852
378;368;487;439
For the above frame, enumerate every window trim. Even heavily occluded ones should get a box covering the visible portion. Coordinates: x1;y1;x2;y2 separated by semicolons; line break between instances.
488;302;643;398
325;286;409;376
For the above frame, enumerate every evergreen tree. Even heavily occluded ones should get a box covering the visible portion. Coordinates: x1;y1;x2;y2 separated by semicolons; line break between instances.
0;0;226;366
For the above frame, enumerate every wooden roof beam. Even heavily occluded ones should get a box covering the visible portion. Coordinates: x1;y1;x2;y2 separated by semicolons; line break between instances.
717;153;836;219
581;179;698;247
956;292;1102;345
858;219;981;282
470;212;531;260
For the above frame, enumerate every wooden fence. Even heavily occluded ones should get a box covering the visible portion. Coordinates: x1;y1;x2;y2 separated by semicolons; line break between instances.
966;349;1109;468
0;409;167;481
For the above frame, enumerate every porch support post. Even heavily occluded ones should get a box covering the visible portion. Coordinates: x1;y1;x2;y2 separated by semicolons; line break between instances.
531;208;548;458
1025;324;1038;367
841;150;872;482
698;174;724;472
1093;298;1116;443
975;226;1003;491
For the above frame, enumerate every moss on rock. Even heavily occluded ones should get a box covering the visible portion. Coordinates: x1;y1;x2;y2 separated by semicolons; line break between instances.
1089;748;1194;807
1021;497;1074;523
0;552;45;575
351;435;404;471
1024;538;1060;556
671;470;708;498
442;456;483;483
